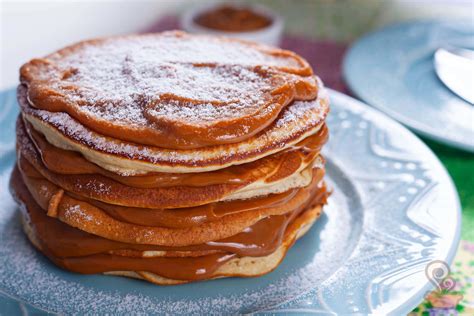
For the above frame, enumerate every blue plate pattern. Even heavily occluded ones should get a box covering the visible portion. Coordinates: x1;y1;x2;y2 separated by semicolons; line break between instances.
343;20;474;152
0;88;460;314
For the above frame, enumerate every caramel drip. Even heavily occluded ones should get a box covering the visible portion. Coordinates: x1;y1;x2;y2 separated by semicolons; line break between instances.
11;167;327;280
25;120;328;188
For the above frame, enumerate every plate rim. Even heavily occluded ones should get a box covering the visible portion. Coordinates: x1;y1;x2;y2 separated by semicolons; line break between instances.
328;89;462;316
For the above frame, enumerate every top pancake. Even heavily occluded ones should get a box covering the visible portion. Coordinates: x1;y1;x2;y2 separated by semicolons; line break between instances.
20;31;318;149
20;84;328;174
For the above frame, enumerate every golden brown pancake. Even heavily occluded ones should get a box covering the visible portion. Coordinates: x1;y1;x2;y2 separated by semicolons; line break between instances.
17;117;326;208
24;117;328;188
10;31;330;285
20;84;329;174
20;31;317;149
12;169;322;284
16;163;326;246
23;206;321;284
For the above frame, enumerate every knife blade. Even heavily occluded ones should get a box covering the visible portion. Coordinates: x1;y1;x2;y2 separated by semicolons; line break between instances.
434;48;474;105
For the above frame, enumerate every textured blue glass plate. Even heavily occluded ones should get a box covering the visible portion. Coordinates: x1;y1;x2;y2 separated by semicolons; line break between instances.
343;20;474;152
0;88;461;315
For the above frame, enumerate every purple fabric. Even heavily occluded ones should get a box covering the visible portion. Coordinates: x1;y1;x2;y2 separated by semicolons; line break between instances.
143;16;349;93
280;37;348;93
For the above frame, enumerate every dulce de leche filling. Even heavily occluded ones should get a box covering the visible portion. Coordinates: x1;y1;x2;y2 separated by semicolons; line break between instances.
18;156;326;245
24;119;328;188
18;117;327;210
13;113;328;281
11;167;327;281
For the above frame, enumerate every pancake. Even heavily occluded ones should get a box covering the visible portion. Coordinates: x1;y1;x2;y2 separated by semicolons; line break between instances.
20;83;329;174
12;167;324;257
23;117;328;188
17;117;326;207
17;116;327;208
23;205;321;285
15;170;322;284
15;164;326;246
10;30;331;285
20;31;318;149
24;207;320;285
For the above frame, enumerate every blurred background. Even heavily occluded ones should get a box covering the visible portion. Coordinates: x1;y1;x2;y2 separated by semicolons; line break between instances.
1;0;472;89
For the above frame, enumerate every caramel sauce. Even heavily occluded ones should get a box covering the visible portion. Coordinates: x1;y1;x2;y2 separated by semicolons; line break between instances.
85;168;325;229
19;151;325;229
52;253;236;281
25;120;328;188
11;167;327;280
194;5;273;32
80;188;300;228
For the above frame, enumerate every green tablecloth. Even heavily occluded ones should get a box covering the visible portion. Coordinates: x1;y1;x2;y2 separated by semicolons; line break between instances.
423;139;474;241
418;141;474;314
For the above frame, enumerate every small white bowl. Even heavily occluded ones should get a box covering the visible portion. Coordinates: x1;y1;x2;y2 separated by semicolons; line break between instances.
180;3;284;47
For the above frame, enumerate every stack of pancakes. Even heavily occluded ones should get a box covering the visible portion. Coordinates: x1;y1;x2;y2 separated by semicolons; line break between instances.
10;31;330;284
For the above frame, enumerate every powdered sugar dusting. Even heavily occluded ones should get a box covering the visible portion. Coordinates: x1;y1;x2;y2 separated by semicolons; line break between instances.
25;95;328;169
27;32;307;131
64;204;93;222
69;63;273;124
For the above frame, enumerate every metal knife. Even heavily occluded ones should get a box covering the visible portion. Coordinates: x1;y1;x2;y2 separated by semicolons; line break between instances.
434;47;474;104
